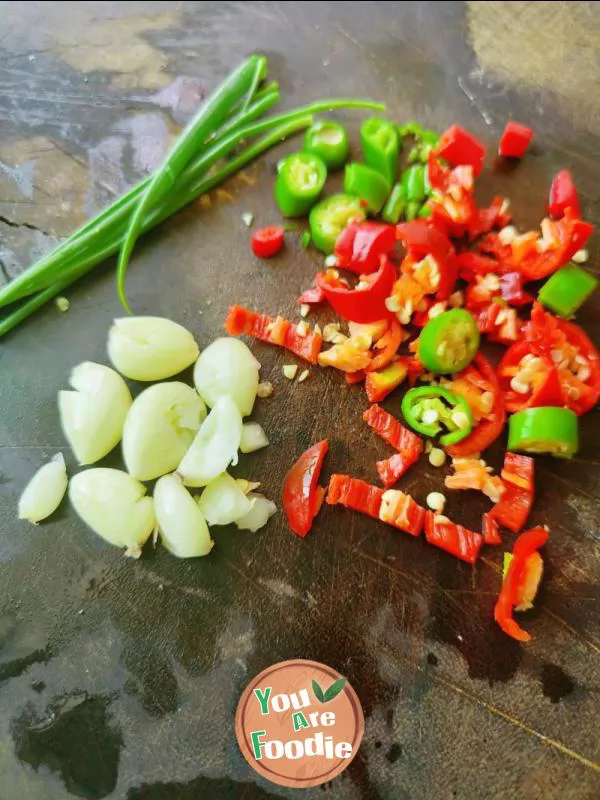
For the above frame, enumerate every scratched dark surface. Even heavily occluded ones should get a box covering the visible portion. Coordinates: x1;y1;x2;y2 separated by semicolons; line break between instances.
0;2;599;799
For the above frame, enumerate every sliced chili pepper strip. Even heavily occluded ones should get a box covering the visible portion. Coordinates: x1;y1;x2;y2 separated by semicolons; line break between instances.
501;453;534;491
490;484;533;534
344;161;390;214
334;221;396;275
284;325;322;364
304;120;350;170
363;404;422;453
456;252;502;282
345;369;366;385
538;264;598;318
361;116;400;185
424;511;483;564
365;320;403;372
327;474;384;519
513;209;594;281
494;527;548;642
497;341;563;412
376;453;418;488
482;513;502;545
507;407;579;458
379;489;426;536
316;255;396;323
446;354;506;458
225;305;322;364
548;169;580;218
275;152;327;217
282;440;329;537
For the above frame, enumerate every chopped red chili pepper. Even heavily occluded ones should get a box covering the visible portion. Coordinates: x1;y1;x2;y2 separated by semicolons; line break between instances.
436;124;486;176
523;303;600;415
334;221;396;275
396;221;457;300
446;355;506;458
327;474;384;519
490;452;534;533
379;489;426;536
511;209;593;281
365;320;403;372
316;255;396;323
494;526;548;642
251;226;285;258
364;357;408;403
482;513;502;545
225;305;322;364
297;284;325;305
282;440;328;537
345;369;366;385
467;196;512;241
457;251;503;282
548;169;580;218
424;511;483;564
497;341;563;412
363;404;423;488
426;154;478;238
498;122;533;159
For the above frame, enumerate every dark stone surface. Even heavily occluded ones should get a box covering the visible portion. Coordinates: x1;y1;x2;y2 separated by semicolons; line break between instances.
0;2;599;799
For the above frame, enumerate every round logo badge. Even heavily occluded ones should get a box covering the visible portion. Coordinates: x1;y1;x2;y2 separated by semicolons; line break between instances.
235;659;364;788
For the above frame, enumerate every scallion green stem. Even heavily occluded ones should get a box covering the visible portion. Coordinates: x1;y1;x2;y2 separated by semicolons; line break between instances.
0;117;313;338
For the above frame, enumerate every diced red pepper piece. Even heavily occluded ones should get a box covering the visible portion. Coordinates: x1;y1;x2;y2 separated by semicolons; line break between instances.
467;196;512;241
284;325;322;364
363;404;423;455
225;305;290;345
490;485;533;533
446;354;506;458
513;210;593;281
548;169;580;218
282;440;328;537
482;513;501;545
500;272;534;307
497;341;563;412
297;284;325;305
376;453;416;488
251;226;285;258
498;122;533;159
327;474;384;519
365;320;403;373
316;256;396;323
225;305;321;364
345;370;366;385
334;221;396;275
364;358;408;403
437;124;486;176
379;489;426;536
424;511;483;564
457;252;502;282
501;453;534;492
494;526;548;642
396;221;457;300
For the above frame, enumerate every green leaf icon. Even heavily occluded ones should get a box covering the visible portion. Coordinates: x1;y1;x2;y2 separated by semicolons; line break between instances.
312;679;325;703
323;677;348;702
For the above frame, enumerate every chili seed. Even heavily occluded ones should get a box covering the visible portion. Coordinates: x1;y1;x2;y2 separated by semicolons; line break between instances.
299;303;310;318
451;410;470;429
572;248;589;264
422;408;439;425
510;377;530;394
257;381;274;398
429;447;446;467
498;225;517;245
426;492;446;512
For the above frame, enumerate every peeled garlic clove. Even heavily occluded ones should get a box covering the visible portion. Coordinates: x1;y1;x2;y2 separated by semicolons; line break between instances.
59;362;132;465
196;473;252;526
240;422;269;454
178;395;242;487
235;493;277;532
18;453;68;524
69;468;155;558
108;317;199;381
154;473;213;558
194;337;259;417
122;382;206;481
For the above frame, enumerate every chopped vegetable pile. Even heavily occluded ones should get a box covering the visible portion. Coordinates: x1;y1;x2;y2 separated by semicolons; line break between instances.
227;110;598;643
9;58;599;647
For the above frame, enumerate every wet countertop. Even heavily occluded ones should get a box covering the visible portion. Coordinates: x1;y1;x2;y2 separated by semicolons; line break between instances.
1;2;599;799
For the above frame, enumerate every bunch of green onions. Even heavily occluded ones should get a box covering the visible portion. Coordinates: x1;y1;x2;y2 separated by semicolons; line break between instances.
0;55;384;336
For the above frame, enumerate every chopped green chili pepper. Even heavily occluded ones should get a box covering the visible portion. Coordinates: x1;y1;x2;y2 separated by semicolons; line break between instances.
418;204;433;218
382;182;406;224
275;152;327;217
300;230;311;248
405;165;426;203
398;122;424;138
419;309;480;374
405;201;421;221
402;386;473;445
303;121;350;170
538;264;598;318
344;162;390;214
361;117;400;184
508;407;579;458
309;193;365;253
